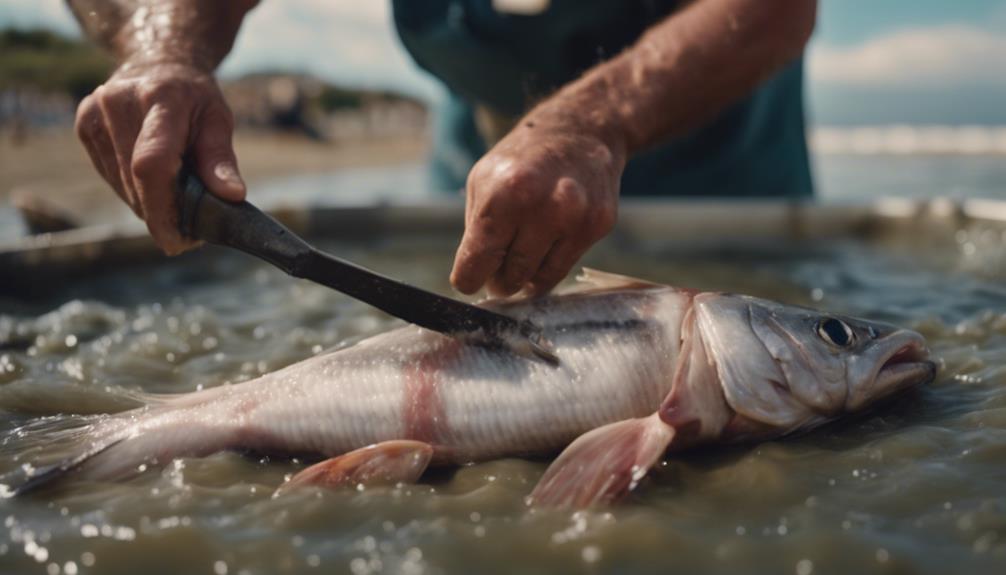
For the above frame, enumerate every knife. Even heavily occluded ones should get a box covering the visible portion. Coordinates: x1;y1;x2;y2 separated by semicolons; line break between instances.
176;166;559;365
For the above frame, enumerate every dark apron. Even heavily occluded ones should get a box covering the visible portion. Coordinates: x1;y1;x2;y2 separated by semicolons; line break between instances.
392;0;813;198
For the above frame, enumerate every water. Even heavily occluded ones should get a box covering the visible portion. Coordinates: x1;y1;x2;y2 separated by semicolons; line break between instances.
260;154;1006;203
0;222;1004;575
2;152;1006;244
814;154;1006;201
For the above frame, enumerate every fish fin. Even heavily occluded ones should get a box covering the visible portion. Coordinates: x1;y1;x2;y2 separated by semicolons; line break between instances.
527;413;675;509
567;268;662;293
2;398;237;496
658;304;731;444
0;414;127;497
274;440;434;496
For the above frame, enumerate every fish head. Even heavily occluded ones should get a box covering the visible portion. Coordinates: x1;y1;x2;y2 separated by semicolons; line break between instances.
694;294;936;433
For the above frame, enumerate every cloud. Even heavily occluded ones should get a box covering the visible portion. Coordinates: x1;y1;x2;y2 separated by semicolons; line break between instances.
0;0;441;100
809;24;1006;88
6;1;1003;114
220;0;442;100
0;0;76;33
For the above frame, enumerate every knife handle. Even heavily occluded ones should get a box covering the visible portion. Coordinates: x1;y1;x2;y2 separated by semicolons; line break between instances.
176;164;312;274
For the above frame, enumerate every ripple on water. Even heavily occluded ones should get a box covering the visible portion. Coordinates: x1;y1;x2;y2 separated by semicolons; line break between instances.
1;237;1005;573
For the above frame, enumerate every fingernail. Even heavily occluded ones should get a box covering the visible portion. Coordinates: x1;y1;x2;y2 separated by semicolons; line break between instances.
214;162;245;190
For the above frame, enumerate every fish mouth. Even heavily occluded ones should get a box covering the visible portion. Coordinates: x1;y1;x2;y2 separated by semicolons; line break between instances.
873;337;937;393
848;331;936;411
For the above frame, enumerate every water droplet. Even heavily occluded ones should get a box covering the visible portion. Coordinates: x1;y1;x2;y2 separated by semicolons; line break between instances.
34;546;49;563
973;531;997;554
875;548;889;563
349;557;368;575
957;514;975;531
214;560;228;575
795;558;813;575
581;546;601;563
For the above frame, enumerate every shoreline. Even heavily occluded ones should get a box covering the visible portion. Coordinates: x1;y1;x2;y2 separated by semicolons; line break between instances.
0;128;429;228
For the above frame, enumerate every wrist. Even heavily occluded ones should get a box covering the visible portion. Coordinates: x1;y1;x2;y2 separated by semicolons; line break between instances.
111;5;222;74
118;48;217;76
110;57;215;84
522;94;629;172
533;71;636;165
546;36;673;157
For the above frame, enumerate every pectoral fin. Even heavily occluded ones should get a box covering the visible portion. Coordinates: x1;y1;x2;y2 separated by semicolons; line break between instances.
527;413;675;509
275;440;433;495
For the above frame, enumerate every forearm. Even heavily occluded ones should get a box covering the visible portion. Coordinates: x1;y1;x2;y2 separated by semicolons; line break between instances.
65;0;258;71
537;0;817;155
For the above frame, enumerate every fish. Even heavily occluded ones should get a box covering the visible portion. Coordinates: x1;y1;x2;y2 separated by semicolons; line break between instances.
0;269;937;507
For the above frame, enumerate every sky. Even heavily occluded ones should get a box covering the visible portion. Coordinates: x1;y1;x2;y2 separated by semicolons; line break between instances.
1;0;1004;125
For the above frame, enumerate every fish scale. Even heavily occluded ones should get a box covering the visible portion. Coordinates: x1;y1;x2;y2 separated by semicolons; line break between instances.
2;269;935;503
233;286;687;460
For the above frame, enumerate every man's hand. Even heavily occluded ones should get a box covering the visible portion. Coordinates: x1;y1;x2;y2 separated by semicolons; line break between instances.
67;0;257;254
451;0;815;297
75;61;244;254
451;109;625;297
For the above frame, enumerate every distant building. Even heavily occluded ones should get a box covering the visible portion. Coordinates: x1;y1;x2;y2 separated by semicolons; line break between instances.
221;73;428;142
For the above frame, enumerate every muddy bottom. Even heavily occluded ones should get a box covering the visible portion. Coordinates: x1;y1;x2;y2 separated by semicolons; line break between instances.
1;228;1004;575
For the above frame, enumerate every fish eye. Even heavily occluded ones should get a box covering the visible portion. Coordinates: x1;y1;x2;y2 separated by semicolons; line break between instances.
817;318;854;347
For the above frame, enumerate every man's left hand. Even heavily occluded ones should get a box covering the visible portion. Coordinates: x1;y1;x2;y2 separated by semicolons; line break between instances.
450;108;626;297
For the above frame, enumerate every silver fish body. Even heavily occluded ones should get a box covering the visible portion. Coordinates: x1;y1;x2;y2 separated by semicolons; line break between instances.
3;269;936;500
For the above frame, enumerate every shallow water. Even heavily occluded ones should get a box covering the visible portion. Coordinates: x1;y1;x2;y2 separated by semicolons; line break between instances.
1;228;1005;575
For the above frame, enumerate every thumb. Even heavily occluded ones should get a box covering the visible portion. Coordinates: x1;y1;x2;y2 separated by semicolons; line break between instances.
193;104;245;202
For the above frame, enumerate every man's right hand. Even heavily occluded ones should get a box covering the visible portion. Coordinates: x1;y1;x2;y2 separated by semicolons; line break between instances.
75;61;245;255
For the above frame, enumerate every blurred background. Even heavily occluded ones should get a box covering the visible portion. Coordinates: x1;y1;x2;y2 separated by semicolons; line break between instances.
1;0;1004;239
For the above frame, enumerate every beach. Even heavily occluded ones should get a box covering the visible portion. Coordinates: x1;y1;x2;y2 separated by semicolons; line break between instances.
0;127;428;230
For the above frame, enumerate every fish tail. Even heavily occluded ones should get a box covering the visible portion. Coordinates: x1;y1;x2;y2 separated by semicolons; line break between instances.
0;412;131;497
2;388;235;496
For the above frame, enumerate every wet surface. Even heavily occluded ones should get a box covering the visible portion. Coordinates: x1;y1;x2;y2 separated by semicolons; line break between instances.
1;229;1005;574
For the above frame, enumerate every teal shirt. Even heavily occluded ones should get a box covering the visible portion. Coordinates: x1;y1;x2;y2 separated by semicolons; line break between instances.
392;0;813;197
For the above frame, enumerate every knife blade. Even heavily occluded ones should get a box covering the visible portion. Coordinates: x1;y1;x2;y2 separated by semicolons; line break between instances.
176;166;558;365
